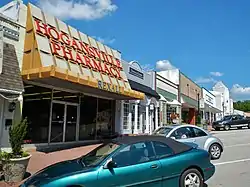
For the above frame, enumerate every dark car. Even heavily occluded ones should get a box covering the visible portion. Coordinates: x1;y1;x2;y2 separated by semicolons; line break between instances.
21;136;215;187
213;115;250;131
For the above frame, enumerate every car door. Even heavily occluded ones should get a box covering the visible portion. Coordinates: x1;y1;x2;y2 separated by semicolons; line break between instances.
190;127;208;149
151;141;181;186
97;141;162;187
170;127;196;144
230;115;238;127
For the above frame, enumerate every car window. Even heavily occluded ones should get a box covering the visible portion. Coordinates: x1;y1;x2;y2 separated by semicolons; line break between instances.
152;141;174;159
237;115;244;120
153;127;173;135
171;127;194;139
112;141;155;167
192;127;207;137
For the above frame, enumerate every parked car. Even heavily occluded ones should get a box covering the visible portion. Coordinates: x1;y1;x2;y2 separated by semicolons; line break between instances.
153;124;224;160
20;136;215;187
213;115;250;131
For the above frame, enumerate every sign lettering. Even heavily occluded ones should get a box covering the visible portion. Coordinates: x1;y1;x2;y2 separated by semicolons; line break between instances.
98;80;122;94
34;19;123;79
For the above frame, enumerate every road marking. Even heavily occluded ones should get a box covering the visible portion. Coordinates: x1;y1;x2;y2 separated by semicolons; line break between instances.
214;158;250;166
225;143;250;148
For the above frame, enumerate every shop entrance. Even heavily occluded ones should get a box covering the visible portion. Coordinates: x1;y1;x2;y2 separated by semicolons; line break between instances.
50;101;79;143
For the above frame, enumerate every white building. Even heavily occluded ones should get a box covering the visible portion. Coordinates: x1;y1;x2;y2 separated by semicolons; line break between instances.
117;60;160;135
200;88;221;123
211;81;234;120
155;69;181;125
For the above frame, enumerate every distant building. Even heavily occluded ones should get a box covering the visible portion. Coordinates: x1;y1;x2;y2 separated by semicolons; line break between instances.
211;81;234;120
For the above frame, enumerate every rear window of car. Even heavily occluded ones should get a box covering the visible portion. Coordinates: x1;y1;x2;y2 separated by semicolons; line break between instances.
154;127;172;135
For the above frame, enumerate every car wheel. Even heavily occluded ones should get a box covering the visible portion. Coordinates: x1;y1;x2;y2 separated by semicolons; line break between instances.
180;168;203;187
224;125;230;131
215;127;220;131
209;143;222;160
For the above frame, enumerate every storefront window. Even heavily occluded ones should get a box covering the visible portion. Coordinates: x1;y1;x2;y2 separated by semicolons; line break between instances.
79;96;97;140
123;101;130;130
162;102;167;125
23;99;50;143
167;105;177;124
137;105;141;130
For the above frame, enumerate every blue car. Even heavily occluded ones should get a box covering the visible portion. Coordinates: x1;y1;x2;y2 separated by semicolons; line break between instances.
21;135;215;187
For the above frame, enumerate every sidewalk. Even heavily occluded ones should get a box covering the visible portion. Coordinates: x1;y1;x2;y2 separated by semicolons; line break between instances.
0;144;99;187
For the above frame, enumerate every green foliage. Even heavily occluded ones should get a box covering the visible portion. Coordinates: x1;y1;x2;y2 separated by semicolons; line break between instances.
8;118;28;157
234;101;250;112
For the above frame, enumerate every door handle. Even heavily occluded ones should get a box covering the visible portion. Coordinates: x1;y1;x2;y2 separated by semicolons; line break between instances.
151;164;158;169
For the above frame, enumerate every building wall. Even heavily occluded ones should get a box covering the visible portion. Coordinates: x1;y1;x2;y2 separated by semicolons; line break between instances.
202;88;216;108
180;73;201;100
157;69;180;85
0;1;27;70
212;81;232;115
156;72;178;97
122;60;154;88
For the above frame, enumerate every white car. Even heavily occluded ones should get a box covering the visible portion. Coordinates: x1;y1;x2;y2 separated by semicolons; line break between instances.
153;124;224;160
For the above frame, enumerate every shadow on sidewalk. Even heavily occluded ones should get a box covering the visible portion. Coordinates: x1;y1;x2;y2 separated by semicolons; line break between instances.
35;140;102;154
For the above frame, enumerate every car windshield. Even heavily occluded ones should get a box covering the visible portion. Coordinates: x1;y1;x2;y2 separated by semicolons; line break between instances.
81;142;120;167
222;116;232;121
154;127;173;135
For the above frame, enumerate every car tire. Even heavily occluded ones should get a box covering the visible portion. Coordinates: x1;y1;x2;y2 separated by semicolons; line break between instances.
209;143;222;160
215;127;220;131
180;168;203;187
224;125;230;131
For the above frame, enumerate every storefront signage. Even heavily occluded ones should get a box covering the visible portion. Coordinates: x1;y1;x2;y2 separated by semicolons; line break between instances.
98;80;122;94
129;67;144;79
34;19;123;80
205;94;214;105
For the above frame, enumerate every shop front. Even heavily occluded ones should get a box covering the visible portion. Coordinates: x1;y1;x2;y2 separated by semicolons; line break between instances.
156;71;181;126
18;3;144;147
120;61;160;135
0;14;24;148
200;88;221;124
180;73;201;125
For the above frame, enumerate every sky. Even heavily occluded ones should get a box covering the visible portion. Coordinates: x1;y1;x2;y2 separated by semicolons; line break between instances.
1;0;250;100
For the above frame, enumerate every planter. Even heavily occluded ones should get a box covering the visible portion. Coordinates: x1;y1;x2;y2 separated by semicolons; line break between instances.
2;154;32;183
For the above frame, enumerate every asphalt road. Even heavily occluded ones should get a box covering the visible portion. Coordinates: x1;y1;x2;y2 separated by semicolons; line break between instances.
206;128;250;187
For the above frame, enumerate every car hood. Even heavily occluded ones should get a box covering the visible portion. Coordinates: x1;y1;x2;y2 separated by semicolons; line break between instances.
23;158;94;186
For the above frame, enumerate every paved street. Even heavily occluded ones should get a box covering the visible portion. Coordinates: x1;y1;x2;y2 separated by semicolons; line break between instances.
207;128;250;187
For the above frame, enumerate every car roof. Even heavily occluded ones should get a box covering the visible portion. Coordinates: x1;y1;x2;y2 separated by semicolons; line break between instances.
111;135;192;154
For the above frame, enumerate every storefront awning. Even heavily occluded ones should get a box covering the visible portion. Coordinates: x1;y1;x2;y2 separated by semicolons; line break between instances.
181;94;198;108
21;3;144;101
128;79;160;99
0;43;24;100
202;103;222;113
166;98;181;106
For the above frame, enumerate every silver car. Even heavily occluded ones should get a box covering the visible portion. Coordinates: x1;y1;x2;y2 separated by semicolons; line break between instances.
153;124;224;160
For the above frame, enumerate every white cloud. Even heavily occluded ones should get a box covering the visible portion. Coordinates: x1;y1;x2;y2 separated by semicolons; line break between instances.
195;77;217;84
231;84;250;95
231;84;250;100
156;60;176;71
92;36;115;44
141;64;155;71
36;0;118;20
210;71;224;77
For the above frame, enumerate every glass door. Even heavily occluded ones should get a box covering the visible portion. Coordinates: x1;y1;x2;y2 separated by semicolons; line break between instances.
65;104;78;142
51;103;65;143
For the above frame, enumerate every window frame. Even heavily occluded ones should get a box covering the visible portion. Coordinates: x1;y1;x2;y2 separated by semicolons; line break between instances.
111;141;157;168
191;127;208;137
170;127;195;140
151;141;175;159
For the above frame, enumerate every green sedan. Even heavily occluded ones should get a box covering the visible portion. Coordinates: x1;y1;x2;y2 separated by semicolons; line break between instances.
21;135;215;187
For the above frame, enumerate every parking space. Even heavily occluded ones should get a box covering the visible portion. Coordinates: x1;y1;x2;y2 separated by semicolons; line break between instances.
207;128;250;187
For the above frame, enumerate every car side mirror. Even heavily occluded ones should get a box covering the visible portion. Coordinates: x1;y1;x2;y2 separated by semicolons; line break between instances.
104;160;117;169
